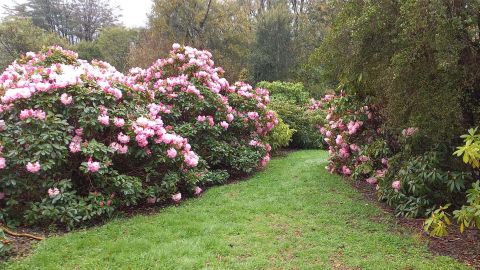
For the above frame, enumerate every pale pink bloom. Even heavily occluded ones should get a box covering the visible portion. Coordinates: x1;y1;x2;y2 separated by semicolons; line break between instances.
366;177;378;184
98;114;109;126
167;148;177;158
339;148;350;159
114;117;125;127
36;110;46;120
194;186;202;195
392;180;401;191
69;135;82;153
87;158;100;173
265;144;272;152
220;121;229;129
48;187;60;198
172;43;181;50
401;127;418;137
118;133;130;144
349;144;359;152
249;140;259;146
347;121;360;135
247;112;259;120
26;161;41;173
260;154;271;167
60;93;73;105
19;109;45;120
75;128;83;136
208;116;214;126
184;151;199;167
226;113;234;122
172;192;182;202
381;158;388;165
0;157;5;169
0;120;5;131
197;115;206;122
376;169;386;178
342;165;351;176
136;117;149;127
146;197;156;204
325;130;332;138
117;145;128;154
359;155;370;162
335;134;343;145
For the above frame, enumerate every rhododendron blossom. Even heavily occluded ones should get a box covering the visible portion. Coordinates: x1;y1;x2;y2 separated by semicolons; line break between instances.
114;117;125;127
87;158;100;173
19;109;46;120
98;114;109;126
0;157;5;169
167;148;177;158
220;121;229;129
366;177;377;184
392;180;401;191
60;93;73;105
172;192;182;202
48;188;60;198
26;161;41;173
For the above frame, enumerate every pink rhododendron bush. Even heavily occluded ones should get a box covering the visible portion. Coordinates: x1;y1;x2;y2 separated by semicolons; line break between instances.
0;45;276;228
321;92;472;218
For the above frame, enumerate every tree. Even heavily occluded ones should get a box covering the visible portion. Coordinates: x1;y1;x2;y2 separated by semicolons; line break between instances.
4;0;119;43
71;0;119;41
0;17;68;70
96;26;138;72
129;0;253;81
313;0;480;148
73;40;102;62
251;2;292;82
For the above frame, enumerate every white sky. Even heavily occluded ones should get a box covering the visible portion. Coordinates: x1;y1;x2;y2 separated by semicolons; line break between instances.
0;0;152;28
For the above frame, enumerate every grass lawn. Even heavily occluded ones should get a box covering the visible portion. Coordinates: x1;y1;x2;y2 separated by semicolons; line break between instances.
4;150;470;269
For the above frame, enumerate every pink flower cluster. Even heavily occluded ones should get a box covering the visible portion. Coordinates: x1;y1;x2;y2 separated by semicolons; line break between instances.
19;109;46;120
0;44;277;205
401;127;418;137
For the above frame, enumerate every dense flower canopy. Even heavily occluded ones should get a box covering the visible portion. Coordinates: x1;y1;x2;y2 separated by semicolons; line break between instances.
0;45;277;228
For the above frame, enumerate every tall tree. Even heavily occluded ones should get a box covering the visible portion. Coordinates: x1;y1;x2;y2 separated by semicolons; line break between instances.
0;17;68;70
4;0;119;43
251;2;293;82
96;26;138;72
129;0;253;81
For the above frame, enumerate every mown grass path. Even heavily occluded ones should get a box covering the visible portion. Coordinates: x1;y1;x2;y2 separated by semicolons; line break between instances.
5;150;470;269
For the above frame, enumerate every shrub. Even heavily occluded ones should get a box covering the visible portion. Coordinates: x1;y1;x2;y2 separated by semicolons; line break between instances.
320;92;380;176
265;115;295;152
257;81;324;148
0;45;277;229
322;91;471;218
379;151;471;218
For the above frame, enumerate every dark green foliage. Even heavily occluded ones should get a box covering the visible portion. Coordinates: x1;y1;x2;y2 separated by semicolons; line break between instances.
251;3;293;83
258;81;323;149
311;0;480;150
379;151;472;218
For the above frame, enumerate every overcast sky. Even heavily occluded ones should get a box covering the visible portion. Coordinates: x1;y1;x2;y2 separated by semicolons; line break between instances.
0;0;153;28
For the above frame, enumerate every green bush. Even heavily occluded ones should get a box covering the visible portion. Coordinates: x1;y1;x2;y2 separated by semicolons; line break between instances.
257;81;324;149
265;115;295;152
379;151;471;218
